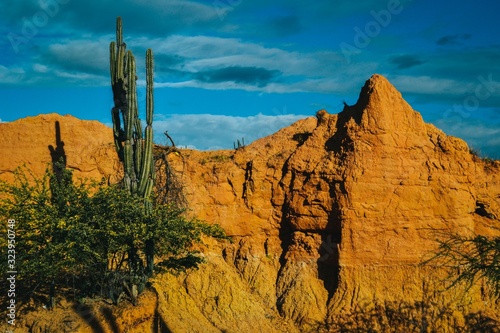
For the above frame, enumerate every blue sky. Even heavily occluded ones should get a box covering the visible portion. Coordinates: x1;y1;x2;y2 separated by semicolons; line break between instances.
1;0;499;157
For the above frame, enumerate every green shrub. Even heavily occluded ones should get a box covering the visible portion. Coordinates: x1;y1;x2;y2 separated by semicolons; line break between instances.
0;166;226;306
423;232;500;298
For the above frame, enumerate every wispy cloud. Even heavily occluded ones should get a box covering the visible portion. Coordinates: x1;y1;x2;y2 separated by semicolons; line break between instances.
0;65;26;84
36;33;365;93
149;34;345;77
33;63;49;73
47;38;111;75
153;112;308;149
386;75;469;95
2;30;359;92
433;117;500;159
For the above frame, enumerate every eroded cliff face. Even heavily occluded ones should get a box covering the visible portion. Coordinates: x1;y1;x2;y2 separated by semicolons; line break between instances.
1;75;499;332
159;74;500;331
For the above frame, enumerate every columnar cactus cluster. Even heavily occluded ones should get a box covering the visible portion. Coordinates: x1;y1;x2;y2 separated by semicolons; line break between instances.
110;17;155;201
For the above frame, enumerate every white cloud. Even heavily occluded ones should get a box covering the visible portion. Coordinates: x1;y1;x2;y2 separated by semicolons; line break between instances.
48;37;111;74
54;70;107;86
0;65;26;84
162;35;344;76
433;117;500;159
33;63;49;73
141;35;364;93
36;32;364;93
152;113;308;150
156;77;349;94
167;36;380;94
387;75;472;96
2;25;368;94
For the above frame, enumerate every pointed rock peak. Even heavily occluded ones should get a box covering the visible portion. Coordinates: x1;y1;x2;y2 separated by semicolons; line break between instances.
359;74;403;104
364;73;398;91
343;74;425;133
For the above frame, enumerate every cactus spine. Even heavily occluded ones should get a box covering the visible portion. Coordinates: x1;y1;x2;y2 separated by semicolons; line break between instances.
110;17;155;201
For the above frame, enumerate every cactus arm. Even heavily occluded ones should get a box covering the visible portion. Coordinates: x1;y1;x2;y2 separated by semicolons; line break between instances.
125;51;139;193
116;16;123;46
138;126;153;196
117;45;125;87
146;49;155;198
110;42;116;85
125;51;135;141
137;49;154;197
146;49;154;127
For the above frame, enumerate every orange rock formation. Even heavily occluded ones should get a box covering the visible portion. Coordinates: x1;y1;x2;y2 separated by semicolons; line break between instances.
1;75;499;332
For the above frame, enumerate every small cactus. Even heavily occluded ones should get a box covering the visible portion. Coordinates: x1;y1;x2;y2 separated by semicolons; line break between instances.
234;137;245;150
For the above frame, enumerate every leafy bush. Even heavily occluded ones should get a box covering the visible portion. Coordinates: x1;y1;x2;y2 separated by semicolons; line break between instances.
424;233;500;298
0;166;226;306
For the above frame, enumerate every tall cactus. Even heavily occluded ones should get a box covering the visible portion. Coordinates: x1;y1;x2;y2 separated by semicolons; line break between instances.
110;17;155;201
